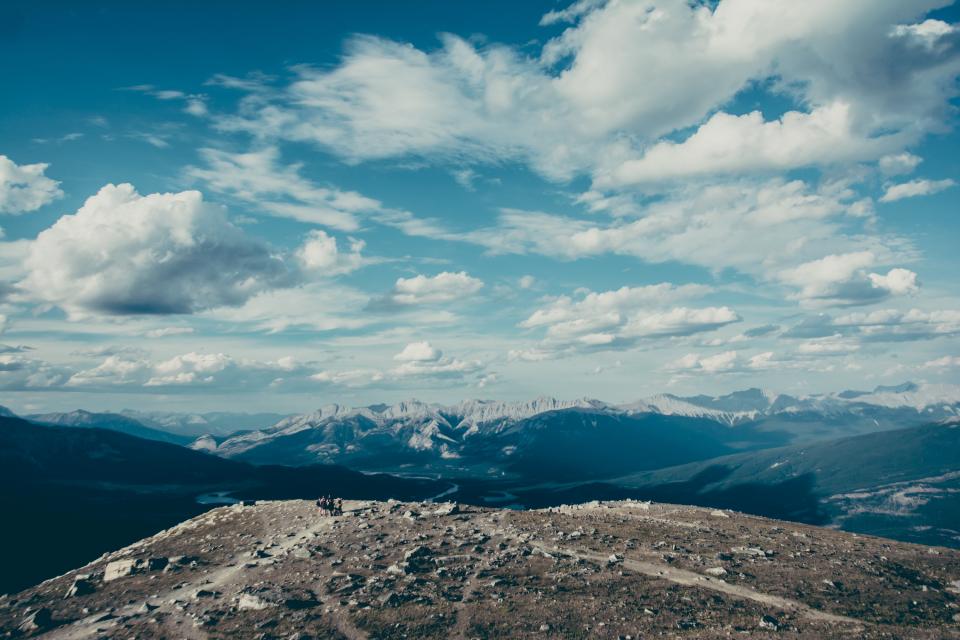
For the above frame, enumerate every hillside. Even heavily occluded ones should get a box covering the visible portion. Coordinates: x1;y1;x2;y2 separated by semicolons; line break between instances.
0;417;445;594
25;410;193;446
522;421;960;548
2;500;958;638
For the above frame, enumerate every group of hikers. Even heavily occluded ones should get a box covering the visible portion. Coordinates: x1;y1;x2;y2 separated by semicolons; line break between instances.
316;495;343;516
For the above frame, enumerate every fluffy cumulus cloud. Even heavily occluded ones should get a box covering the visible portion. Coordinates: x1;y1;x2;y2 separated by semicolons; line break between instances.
388;271;484;305
20;184;295;316
296;229;365;276
394;341;442;362
778;252;919;306
0;155;63;214
880;178;956;202
878;152;923;176
518;283;738;357
390;341;483;378
667;350;743;374
596;102;895;187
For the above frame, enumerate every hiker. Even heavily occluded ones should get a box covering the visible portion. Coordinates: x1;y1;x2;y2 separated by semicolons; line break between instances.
335;498;343;516
317;496;332;516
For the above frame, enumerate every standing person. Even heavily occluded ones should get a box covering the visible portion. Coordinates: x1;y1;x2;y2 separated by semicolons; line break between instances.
335;498;343;516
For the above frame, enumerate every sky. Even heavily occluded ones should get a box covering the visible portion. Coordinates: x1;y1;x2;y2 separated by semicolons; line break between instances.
1;0;959;414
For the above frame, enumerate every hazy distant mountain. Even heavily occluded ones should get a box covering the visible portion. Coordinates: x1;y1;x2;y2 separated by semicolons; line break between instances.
197;383;960;474
624;383;960;428
26;410;192;445
119;409;289;438
0;405;17;418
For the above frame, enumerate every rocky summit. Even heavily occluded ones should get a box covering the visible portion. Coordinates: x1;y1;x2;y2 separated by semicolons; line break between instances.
2;500;959;639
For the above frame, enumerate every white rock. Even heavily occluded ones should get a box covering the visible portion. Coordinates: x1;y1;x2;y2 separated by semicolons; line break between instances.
238;593;274;610
103;559;142;582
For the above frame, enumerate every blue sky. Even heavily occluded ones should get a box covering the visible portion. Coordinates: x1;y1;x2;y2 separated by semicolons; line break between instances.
1;0;959;413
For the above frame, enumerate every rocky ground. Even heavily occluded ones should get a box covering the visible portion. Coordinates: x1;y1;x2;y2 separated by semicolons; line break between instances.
2;500;959;639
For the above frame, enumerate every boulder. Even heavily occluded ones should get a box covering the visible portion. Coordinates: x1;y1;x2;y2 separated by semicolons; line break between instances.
377;591;402;607
103;558;143;582
403;545;435;572
65;575;95;598
433;502;460;516
18;608;52;633
238;593;275;610
759;614;780;631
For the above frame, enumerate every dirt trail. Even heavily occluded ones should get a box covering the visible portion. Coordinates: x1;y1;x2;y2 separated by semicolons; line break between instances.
532;542;861;627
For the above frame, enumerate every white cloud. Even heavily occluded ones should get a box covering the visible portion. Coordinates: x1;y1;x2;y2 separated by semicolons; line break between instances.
20;184;293;316
796;336;861;355
891;19;957;50
0;354;71;390
390;341;484;379
389;271;483;305
125;84;209;118
880;178;956;202
394;341;441;362
187;146;446;237
518;275;536;290
311;341;486;386
667;350;740;374
0;155;63;214
311;368;385;387
922;355;960;369
521;284;710;331
621;306;740;338
187;147;373;231
462;179;895;281
778;252;918;306
66;351;314;391
144;326;195;338
787;308;960;342
205;282;372;333
517;283;737;357
597;102;896;186
296;229;365;275
878;152;922;176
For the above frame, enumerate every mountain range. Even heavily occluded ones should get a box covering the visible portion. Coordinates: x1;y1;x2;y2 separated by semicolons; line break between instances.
188;382;960;475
